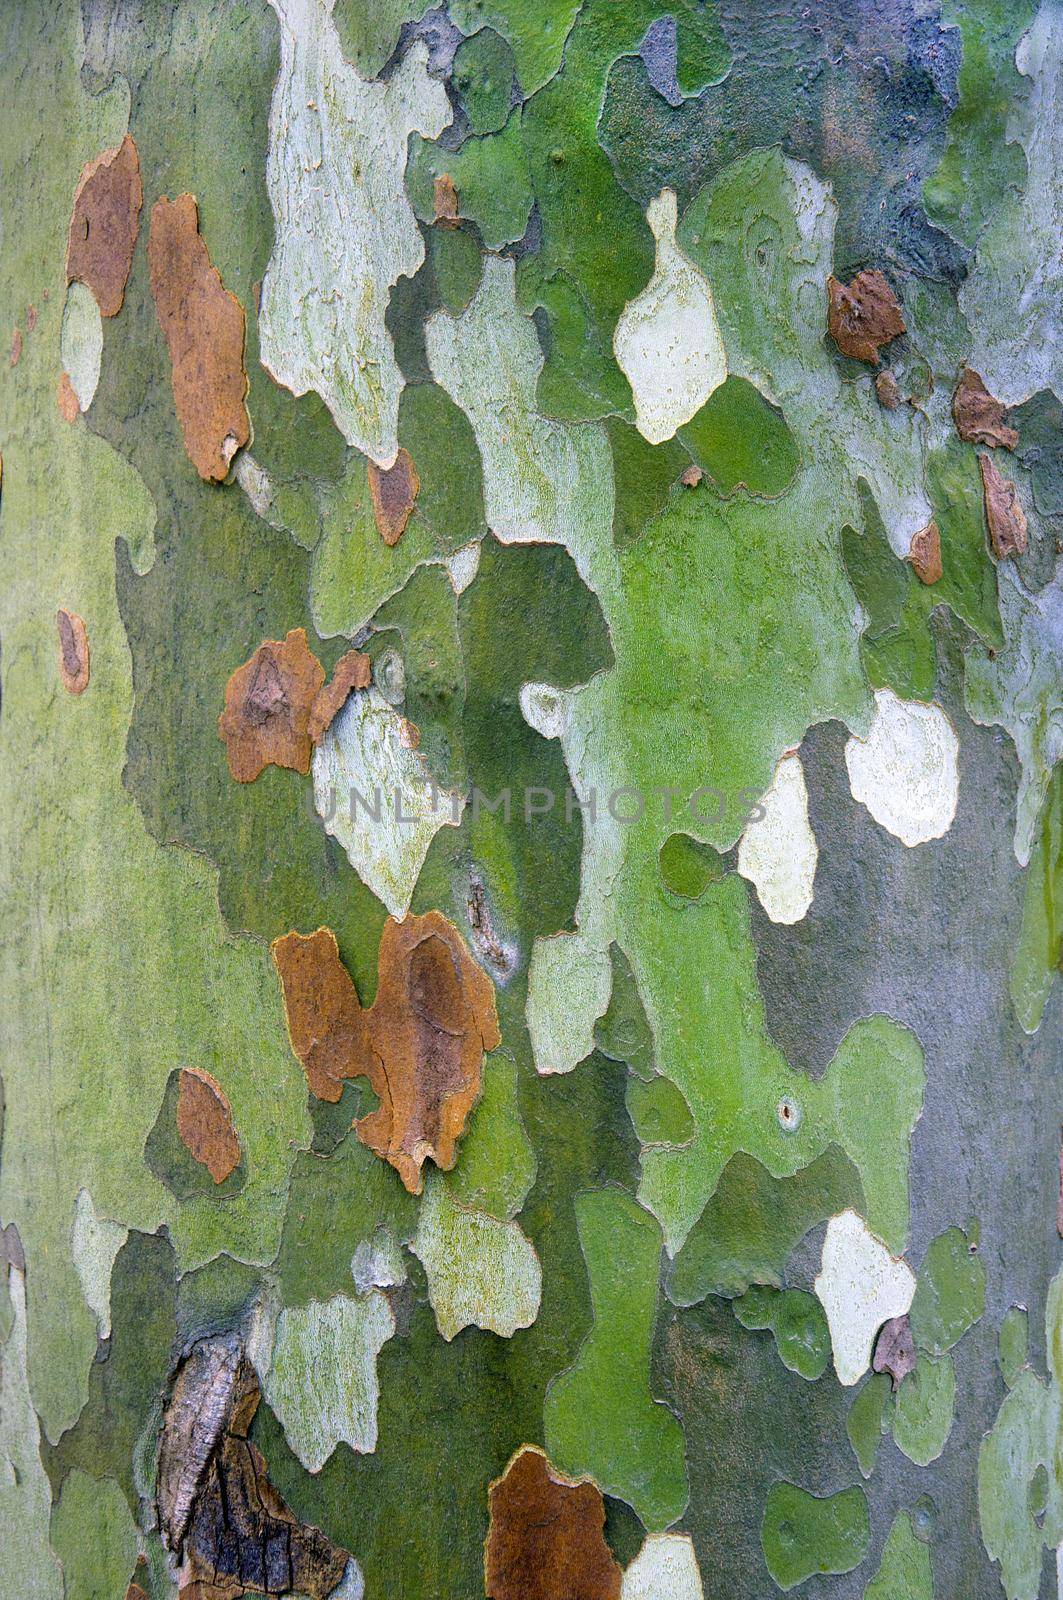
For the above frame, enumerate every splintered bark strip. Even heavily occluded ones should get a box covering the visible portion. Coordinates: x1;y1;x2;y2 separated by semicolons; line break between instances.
953;368;1018;450
148;193;250;481
217;627;325;783
158;1339;349;1599
66;134;143;317
272;912;500;1193
827;270;905;364
271;927;372;1103
308;648;372;742
56;608;89;693
907;520;942;585
368;448;419;546
176;1068;241;1184
485;1446;621;1600
980;453;1028;559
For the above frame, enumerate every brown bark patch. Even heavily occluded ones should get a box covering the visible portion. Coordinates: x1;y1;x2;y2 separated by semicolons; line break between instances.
875;369;902;410
159;1338;348;1600
307;648;372;743
827;270;905;365
66;134;143;318
433;172;460;226
27;305;37;333
176;1068;241;1185
56;608;89;694
953;368;1017;450
57;371;80;423
368;448;419;546
10;326;22;366
271;927;372;1104
148;193;250;482
218;628;325;783
907;520;942;585
980;453;1028;559
484;1446;621;1600
272;912;500;1193
680;463;703;487
872;1314;916;1389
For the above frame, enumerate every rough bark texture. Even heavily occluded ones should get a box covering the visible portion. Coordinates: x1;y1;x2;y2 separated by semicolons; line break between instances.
1;5;1061;1600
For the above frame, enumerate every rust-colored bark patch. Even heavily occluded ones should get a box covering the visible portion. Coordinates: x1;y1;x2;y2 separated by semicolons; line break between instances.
827;270;905;365
57;371;80;423
56;608;89;694
907;520;942;585
159;1338;348;1600
218;628;325;783
484;1446;621;1600
148;193;250;482
307;648;372;743
271;927;371;1104
980;453;1028;559
368;448;419;546
10;326;22;367
953;368;1017;450
872;1314;916;1389
176;1068;241;1185
433;172;460;226
272;912;500;1193
680;463;703;487
66;134;143;318
875;369;902;410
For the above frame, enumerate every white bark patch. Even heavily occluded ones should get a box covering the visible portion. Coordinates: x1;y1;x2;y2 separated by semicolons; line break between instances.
60;281;102;412
613;188;727;445
445;541;481;595
622;1534;705;1600
814;1210;915;1387
844;689;959;847
70;1188;127;1341
737;752;817;923
260;0;452;466
262;1293;395;1472
312;685;463;918
351;1227;406;1295
412;1174;541;1342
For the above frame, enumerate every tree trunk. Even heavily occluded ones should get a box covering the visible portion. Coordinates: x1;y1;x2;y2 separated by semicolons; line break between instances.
1;3;1060;1598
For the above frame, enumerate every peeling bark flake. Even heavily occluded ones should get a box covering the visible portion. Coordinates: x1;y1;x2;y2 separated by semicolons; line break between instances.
953;368;1018;449
218;627;325;783
872;1314;916;1388
980;453;1028;558
434;173;460;226
875;369;902;409
148;193;250;482
827;271;905;364
368;448;420;546
271;926;371;1103
158;1338;349;1599
907;520;942;585
273;913;500;1193
56;608;89;694
308;648;372;743
65;134;143;318
176;1068;241;1185
485;1445;621;1600
680;464;704;487
56;371;80;423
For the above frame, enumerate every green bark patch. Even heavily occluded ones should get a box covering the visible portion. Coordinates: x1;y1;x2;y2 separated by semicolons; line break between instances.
761;1482;870;1591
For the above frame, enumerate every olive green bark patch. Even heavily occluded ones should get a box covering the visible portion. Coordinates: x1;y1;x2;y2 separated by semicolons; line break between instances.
909;1226;986;1355
626;1076;695;1149
1010;767;1063;1033
50;1468;138;1600
733;1287;831;1382
678;377;800;499
846;1373;891;1480
890;1352;956;1466
453;28;517;134
658;832;727;901
545;1188;687;1530
667;1147;864;1306
1000;1306;1030;1390
761;1482;869;1591
863;1511;933;1600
